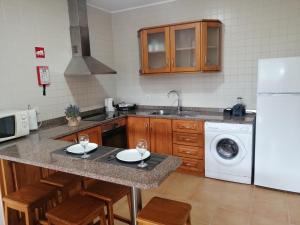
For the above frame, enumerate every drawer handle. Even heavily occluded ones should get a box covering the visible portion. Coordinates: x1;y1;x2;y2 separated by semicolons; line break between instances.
178;125;193;129
183;163;193;167
179;137;192;142
180;150;192;154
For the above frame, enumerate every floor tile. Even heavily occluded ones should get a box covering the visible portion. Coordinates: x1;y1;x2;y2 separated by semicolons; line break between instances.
211;207;250;225
111;172;297;225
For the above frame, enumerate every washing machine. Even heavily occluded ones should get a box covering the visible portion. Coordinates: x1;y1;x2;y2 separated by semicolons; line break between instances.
205;122;253;184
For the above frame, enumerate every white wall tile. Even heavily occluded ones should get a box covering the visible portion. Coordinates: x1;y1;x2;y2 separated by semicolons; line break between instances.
0;0;116;121
112;0;300;109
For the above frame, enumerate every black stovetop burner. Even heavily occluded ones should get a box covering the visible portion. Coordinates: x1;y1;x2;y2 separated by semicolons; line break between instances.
82;112;120;122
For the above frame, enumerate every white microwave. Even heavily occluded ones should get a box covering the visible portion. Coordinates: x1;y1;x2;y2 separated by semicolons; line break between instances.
0;110;30;143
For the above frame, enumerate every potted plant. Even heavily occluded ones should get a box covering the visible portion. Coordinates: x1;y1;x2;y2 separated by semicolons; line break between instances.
65;104;81;127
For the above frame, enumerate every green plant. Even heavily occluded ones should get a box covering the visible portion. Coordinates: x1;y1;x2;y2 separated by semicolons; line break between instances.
65;104;80;118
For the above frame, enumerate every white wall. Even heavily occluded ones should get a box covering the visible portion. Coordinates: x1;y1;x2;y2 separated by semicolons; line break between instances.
112;0;300;109
0;0;116;121
1;0;300;120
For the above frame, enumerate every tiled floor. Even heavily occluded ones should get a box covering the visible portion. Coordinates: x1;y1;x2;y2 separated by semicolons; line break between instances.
113;172;300;225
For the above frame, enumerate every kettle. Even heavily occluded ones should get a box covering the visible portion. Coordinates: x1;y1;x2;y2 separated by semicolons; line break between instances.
105;98;115;112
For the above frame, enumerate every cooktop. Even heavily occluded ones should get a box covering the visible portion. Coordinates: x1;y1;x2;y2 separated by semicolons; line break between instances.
82;112;120;122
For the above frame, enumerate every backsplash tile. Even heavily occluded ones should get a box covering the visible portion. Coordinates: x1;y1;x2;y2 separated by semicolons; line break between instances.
112;0;300;109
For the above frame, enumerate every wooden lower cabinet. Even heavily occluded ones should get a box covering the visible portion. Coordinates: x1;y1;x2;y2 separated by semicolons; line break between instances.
173;144;203;159
126;117;205;176
78;126;102;145
178;158;204;175
150;118;172;155
57;133;78;143
57;126;102;145
172;119;205;176
127;116;150;149
173;132;203;147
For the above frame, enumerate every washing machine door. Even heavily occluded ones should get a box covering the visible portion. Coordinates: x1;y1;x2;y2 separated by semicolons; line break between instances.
210;134;246;166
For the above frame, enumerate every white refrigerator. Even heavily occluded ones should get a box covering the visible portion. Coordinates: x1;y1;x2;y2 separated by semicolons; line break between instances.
255;56;300;193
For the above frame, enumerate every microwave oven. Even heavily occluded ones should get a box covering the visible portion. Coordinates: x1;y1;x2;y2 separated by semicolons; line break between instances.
0;110;30;143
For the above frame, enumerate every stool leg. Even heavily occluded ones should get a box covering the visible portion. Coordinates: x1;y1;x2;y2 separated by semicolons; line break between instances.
99;208;107;225
186;213;191;225
4;203;9;225
127;193;133;223
24;208;33;225
106;202;114;225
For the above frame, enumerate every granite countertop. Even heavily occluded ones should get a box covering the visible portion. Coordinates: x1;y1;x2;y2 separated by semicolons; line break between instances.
0;127;181;189
122;109;255;124
0;108;255;189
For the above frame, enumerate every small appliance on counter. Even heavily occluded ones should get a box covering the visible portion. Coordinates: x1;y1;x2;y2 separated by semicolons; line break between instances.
0;110;30;142
223;108;232;117
231;97;246;117
105;98;115;112
115;102;136;111
27;106;38;131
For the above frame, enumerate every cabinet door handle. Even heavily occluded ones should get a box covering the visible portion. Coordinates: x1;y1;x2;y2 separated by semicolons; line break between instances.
145;123;148;128
171;58;175;67
204;55;207;64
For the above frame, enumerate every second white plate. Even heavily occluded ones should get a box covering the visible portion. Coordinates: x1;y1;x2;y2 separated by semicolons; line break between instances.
116;149;150;163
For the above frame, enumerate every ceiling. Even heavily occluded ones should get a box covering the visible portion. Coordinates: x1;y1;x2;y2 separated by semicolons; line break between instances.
87;0;176;13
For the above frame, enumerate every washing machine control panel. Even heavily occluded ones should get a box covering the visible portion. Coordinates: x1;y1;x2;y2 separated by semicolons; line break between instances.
205;122;253;133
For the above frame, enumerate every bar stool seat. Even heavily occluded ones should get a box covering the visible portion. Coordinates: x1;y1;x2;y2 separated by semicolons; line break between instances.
40;172;82;199
3;183;58;225
137;197;192;225
83;180;132;225
46;194;107;225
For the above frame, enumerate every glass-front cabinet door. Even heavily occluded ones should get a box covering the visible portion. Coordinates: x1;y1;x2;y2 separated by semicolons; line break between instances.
201;21;221;71
170;23;201;72
140;27;170;74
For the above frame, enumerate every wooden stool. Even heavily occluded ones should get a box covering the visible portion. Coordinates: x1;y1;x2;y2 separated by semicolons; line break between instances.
40;172;82;200
3;182;58;225
137;197;192;225
83;179;132;225
46;194;107;225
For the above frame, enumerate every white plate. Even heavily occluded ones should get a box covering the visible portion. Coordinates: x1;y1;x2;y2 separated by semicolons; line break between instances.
116;149;151;163
66;143;98;155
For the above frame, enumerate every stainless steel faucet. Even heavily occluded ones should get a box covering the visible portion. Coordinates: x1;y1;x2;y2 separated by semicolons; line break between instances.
167;90;181;113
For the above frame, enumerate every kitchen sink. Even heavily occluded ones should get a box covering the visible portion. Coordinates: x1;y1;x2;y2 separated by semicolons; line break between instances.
150;110;174;115
149;110;199;117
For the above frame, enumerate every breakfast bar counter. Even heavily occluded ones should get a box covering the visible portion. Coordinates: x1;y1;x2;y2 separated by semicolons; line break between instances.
0;124;181;225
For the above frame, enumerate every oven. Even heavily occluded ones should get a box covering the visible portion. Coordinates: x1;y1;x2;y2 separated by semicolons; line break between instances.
102;125;127;148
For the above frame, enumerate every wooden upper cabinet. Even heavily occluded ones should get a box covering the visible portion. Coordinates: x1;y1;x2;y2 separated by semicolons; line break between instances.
139;20;221;74
170;23;201;72
77;126;102;145
127;117;150;149
140;27;170;74
149;118;172;155
201;21;222;71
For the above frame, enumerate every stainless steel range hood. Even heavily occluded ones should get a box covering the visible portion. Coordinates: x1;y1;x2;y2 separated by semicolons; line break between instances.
65;0;116;76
